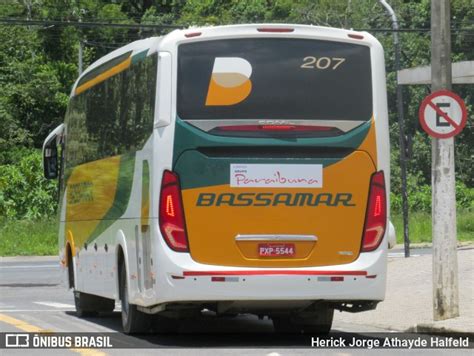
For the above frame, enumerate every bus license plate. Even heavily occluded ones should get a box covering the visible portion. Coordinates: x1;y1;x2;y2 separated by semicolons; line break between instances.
258;243;295;257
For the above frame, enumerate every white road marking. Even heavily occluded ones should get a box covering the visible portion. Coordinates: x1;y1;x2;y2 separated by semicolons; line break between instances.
34;302;75;308
0;309;75;312
0;265;57;269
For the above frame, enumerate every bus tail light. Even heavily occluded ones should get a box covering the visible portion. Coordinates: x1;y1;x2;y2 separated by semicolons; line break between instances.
348;33;364;40
257;27;294;33
361;171;387;252
185;31;201;38
159;170;189;252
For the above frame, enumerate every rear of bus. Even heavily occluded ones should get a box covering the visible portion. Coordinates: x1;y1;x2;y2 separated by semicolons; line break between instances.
157;25;390;324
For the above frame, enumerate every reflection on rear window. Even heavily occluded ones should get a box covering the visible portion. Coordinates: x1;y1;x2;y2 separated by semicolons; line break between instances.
178;38;372;121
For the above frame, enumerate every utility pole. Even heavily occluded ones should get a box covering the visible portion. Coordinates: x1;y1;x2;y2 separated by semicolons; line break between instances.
78;39;83;75
77;6;84;75
379;0;410;257
431;0;459;320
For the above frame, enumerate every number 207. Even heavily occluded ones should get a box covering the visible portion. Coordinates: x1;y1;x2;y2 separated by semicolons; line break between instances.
300;57;346;70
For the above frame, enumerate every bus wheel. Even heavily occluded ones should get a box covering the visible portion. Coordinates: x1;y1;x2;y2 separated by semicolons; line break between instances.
71;258;114;317
297;307;334;334
67;247;74;289
74;291;114;317
119;262;151;334
272;307;334;334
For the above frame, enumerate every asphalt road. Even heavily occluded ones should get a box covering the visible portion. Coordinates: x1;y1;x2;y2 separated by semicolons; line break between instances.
0;257;471;355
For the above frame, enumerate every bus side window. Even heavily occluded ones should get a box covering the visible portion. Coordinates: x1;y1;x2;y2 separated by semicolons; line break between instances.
65;54;158;167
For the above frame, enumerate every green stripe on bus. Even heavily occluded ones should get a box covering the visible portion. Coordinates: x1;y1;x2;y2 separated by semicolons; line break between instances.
173;118;371;190
86;153;136;244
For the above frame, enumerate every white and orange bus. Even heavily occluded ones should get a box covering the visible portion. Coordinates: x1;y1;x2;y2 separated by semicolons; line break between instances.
43;24;396;334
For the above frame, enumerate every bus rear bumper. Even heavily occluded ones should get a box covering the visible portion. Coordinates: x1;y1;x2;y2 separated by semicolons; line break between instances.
155;246;387;305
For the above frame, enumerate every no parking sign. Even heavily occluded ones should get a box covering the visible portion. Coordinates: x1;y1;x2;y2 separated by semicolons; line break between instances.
418;89;467;138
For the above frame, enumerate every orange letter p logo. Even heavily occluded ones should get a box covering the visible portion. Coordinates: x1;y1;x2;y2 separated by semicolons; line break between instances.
205;57;252;106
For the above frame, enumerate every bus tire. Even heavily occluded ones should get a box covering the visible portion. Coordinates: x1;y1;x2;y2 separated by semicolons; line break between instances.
119;262;151;334
297;307;334;334
67;247;74;289
74;291;114;317
272;307;334;334
71;255;114;317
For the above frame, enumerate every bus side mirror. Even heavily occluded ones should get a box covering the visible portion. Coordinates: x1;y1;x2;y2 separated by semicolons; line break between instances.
155;52;172;128
44;146;58;179
42;124;64;180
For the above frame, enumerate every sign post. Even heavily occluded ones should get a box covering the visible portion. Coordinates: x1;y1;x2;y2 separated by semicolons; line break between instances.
427;0;464;321
419;91;467;319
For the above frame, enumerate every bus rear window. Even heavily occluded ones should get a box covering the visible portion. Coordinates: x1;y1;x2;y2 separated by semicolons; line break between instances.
177;38;372;122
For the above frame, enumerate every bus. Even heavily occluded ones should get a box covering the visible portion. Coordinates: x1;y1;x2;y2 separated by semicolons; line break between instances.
43;24;396;334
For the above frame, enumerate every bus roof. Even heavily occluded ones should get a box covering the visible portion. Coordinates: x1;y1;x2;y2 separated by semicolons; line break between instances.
71;24;376;96
160;23;375;49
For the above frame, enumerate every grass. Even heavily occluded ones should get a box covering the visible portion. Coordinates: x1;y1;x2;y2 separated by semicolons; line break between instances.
392;210;474;244
0;218;58;256
0;210;472;256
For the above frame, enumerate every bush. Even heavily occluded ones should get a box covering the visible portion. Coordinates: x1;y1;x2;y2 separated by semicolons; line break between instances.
0;149;58;219
391;180;473;214
0;217;58;256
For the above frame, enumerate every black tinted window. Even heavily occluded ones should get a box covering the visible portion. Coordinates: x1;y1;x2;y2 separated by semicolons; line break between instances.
65;54;157;167
178;38;372;121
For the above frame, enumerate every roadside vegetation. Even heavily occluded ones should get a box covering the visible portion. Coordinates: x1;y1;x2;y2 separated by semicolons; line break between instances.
392;210;474;244
390;180;474;244
0;1;472;256
0;218;57;256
